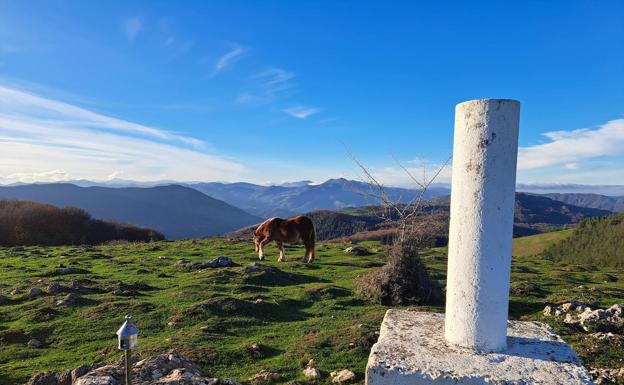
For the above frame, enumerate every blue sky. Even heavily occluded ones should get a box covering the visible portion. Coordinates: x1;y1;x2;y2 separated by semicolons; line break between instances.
0;0;623;186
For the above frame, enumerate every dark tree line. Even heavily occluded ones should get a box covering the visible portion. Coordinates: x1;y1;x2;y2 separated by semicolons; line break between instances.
543;213;624;268
0;200;164;246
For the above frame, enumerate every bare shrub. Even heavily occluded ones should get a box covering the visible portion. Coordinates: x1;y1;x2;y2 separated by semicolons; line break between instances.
346;148;450;306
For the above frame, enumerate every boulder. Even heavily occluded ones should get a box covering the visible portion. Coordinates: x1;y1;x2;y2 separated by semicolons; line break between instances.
56;293;80;307
303;361;321;381
52;267;89;276
330;370;356;384
10;288;21;295
47;282;62;294
68;350;238;385
25;372;61;385
543;302;624;332
248;370;281;385
344;246;370;256
28;339;42;348
590;367;624;385
28;287;43;297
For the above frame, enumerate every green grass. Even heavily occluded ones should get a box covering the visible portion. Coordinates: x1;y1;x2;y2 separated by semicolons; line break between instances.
512;228;574;257
0;236;622;384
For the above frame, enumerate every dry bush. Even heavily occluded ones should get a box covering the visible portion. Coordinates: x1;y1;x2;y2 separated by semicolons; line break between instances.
357;234;444;306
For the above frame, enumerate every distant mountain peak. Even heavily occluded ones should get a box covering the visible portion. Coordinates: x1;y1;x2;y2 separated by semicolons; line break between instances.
278;180;313;188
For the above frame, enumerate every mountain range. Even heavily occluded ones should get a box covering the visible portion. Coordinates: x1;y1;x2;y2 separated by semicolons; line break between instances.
188;178;451;217
0;184;261;240
538;193;624;213
0;179;619;241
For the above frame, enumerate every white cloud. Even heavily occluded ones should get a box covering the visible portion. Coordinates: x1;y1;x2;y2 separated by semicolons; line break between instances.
518;119;624;170
123;17;144;41
564;163;579;170
235;68;295;106
213;45;247;75
0;84;249;184
283;105;321;119
0;170;71;184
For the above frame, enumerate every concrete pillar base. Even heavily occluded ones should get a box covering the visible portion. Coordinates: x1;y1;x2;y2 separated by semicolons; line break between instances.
366;310;594;385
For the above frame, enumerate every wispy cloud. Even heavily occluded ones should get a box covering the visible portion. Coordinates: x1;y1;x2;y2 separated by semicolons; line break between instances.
235;68;295;105
0;84;249;184
123;17;144;41
283;105;321;119
518;119;624;170
212;45;247;76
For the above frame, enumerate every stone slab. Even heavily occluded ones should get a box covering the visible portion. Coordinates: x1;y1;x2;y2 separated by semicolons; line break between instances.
366;310;594;385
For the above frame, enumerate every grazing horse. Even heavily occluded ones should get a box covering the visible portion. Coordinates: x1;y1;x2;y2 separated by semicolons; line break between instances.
253;215;316;263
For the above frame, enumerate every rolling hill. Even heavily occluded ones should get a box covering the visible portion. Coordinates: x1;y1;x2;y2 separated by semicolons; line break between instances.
539;193;624;213
0;184;261;240
189;178;450;217
543;212;624;267
228;193;612;244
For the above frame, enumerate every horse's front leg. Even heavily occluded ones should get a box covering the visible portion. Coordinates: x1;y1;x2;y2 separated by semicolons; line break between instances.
258;238;271;260
276;242;285;262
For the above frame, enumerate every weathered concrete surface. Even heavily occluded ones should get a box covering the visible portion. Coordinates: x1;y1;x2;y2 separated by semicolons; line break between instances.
366;310;594;385
445;99;520;352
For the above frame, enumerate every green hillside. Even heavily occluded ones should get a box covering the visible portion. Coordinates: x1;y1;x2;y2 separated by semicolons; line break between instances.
543;213;624;267
512;228;574;257
0;239;622;384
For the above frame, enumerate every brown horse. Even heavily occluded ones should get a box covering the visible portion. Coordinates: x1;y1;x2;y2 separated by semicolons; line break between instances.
253;215;316;263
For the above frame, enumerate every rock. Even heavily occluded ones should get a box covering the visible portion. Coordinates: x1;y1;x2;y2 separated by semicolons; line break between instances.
303;365;321;381
10;288;21;295
0;295;10;305
344;246;369;256
330;369;356;384
590;367;624;385
213;256;232;267
47;282;62;294
608;304;623;316
71;279;80;289
175;257;232;271
543;302;624;333
52;267;89;276
591;332;616;341
73;364;121;385
28;287;43;297
24;372;61;385
56;293;80;307
28;339;42;348
70;350;239;385
249;370;281;385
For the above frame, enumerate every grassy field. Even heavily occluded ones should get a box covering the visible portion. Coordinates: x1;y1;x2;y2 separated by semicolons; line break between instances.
512;228;574;257
0;232;622;384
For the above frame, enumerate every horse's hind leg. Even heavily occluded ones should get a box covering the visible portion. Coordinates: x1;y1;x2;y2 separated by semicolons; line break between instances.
277;242;285;262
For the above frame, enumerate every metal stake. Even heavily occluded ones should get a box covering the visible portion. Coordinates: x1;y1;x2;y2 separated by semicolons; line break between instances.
125;349;132;385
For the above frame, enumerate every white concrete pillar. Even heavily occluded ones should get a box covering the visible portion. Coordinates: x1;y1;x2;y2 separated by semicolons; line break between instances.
444;99;520;352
